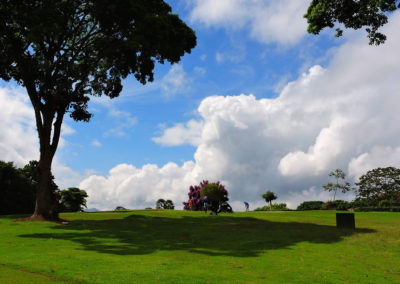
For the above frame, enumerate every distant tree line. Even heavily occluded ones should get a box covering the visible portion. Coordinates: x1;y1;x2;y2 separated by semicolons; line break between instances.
298;167;400;211
0;160;87;215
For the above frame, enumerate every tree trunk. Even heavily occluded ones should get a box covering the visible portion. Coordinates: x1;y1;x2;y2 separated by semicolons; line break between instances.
269;201;272;211
30;150;59;221
28;108;64;221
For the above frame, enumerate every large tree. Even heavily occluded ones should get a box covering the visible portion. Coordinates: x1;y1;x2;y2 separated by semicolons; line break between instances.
0;0;196;220
355;167;400;206
304;0;400;45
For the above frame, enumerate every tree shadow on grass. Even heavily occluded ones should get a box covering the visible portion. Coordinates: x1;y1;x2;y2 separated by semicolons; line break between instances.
18;213;375;257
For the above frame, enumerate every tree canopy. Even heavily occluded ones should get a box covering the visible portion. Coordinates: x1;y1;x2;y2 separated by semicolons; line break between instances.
304;0;400;45
355;167;400;206
0;0;196;220
59;187;88;212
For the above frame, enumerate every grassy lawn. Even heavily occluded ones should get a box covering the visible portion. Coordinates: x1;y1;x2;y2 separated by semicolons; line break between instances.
0;210;399;283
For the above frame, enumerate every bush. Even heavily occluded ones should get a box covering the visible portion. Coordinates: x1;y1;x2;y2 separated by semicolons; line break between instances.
321;200;350;210
354;207;400;212
348;199;369;208
378;200;391;207
297;201;324;210
255;203;289;211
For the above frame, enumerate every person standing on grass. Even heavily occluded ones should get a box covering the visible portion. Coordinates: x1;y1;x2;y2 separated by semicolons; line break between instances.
244;201;249;212
189;199;193;210
203;196;208;213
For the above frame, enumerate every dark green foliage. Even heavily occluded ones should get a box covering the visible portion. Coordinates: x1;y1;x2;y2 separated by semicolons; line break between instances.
201;184;224;202
115;206;127;211
0;160;60;215
304;0;400;45
0;0;196;219
355;167;400;206
262;190;278;211
321;200;351;210
323;169;351;201
156;199;165;209
354;206;400;212
59;187;88;212
378;200;391;207
254;203;289;211
0;160;87;214
156;199;174;209
297;201;324;210
164;200;174;210
0;161;36;214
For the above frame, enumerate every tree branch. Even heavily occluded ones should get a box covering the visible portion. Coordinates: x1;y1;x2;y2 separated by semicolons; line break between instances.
50;107;66;157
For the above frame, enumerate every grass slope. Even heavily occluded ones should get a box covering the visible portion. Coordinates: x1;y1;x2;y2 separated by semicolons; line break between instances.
0;210;399;283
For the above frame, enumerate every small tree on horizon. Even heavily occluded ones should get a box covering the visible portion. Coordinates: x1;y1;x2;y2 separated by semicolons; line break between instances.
262;190;277;211
59;187;88;212
156;199;174;209
164;200;174;210
323;169;351;201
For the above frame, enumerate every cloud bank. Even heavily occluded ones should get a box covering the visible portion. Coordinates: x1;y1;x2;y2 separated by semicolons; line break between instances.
81;12;400;211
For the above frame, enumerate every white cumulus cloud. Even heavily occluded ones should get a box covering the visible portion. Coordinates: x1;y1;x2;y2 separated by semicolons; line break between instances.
80;12;400;210
152;120;204;146
189;0;309;45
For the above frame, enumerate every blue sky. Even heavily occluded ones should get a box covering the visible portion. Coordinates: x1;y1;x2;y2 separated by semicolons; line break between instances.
61;0;338;174
1;1;400;210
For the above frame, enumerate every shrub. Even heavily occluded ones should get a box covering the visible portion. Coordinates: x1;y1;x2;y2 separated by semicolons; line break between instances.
255;203;289;211
348;199;368;208
354;207;400;212
321;200;350;210
378;200;391;207
297;201;324;210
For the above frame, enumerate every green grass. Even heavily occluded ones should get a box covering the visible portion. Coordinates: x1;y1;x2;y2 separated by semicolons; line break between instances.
0;210;399;283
